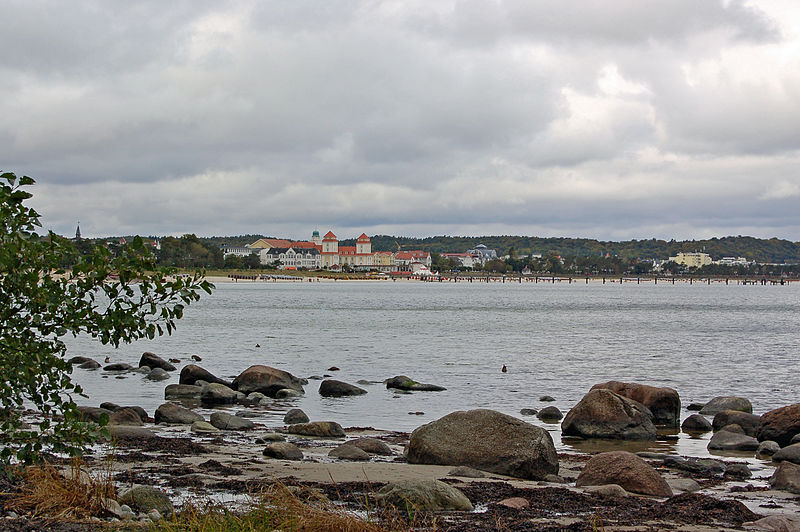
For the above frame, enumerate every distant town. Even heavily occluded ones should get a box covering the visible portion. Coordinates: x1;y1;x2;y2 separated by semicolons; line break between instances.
70;227;800;278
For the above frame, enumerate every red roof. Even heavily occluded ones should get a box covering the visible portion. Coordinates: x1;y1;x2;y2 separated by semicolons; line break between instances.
339;246;356;255
290;241;317;249
357;233;370;242
396;250;430;260
323;231;337;240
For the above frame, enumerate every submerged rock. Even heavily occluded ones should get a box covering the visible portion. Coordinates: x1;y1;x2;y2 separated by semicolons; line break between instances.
179;364;231;387
681;414;712;433
707;430;759;451
537;406;563;422
319;379;367;397
385;375;446;392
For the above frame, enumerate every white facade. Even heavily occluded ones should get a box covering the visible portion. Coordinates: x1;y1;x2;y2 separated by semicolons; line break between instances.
221;245;255;258
259;247;321;269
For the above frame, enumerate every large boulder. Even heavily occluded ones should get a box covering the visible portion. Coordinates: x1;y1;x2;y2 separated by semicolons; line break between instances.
376;479;473;511
699;396;752;416
119;486;174;517
385;376;446;392
139;352;176;372
769;461;800;494
758;403;800;447
232;365;305;397
561;389;656;440
772;443;800;465
200;383;238;405
287;421;345;438
591;381;681;427
154;403;204;425
712;410;760;437
319;379;367;397
707;430;760;451
576;451;673;497
179;364;231;387
407;409;558;480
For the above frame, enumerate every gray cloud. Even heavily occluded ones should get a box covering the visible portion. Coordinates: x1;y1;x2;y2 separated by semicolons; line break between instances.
3;0;799;241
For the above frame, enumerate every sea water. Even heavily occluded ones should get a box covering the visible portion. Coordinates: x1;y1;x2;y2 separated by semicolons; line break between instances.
65;281;800;457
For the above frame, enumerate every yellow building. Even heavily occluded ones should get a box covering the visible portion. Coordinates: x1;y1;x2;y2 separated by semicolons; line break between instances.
669;252;712;268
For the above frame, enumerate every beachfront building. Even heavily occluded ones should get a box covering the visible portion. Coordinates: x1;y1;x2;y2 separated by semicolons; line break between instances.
373;251;395;272
716;256;751;266
466;244;498;266
669;252;713;268
441;252;476;269
395;250;432;271
258;247;321;269
221;245;256;259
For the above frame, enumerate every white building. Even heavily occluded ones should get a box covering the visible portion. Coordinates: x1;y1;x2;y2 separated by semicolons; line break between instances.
466;244;498;266
221;245;255;259
668;252;712;268
258;247;321;269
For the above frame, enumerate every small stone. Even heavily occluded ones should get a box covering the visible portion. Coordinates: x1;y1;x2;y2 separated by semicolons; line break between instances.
539;396;556;402
276;388;302;398
537;406;563;422
147;509;162;522
584;484;629;498
263;442;303;461
687;402;705;411
255;433;286;443
146;368;170;381
284;408;310;425
520;408;538;416
497;497;529;509
681;414;712;433
191;421;220;434
448;466;486;478
328;443;370;461
724;463;751;478
667;478;702;493
757;440;781;457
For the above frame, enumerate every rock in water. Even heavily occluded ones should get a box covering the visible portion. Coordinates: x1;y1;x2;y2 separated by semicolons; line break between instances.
319;379;367;397
232;365;306;397
283;409;309;425
385;375;446;391
712;410;761;437
707;430;759;451
699;396;752;416
561;389;656;440
179;364;231;387
376;479;473;511
537;406;563;422
772;443;800;465
576;451;673;497
591;381;681;427
407;409;558;480
681;414;712;433
164;384;202;399
146;368;170;381
108;408;143;426
78;359;101;369
758;403;800;447
200;383;238;405
139;352;176;372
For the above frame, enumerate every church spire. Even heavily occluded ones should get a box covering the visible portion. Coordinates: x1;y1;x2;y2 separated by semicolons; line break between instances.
75;222;81;240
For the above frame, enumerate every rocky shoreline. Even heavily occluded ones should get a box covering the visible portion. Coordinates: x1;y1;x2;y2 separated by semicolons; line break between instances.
4;353;800;531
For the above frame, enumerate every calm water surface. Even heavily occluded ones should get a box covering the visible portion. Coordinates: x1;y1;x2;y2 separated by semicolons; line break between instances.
66;281;800;458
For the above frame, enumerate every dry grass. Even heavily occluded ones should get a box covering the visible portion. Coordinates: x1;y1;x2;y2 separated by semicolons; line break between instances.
7;457;116;520
154;482;436;532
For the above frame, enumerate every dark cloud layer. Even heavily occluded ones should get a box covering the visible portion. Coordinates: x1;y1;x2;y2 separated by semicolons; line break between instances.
2;0;799;241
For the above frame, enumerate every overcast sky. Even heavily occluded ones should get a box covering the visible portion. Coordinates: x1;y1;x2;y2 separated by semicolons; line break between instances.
2;1;799;241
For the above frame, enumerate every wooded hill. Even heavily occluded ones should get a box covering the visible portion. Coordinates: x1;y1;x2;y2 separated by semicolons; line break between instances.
367;235;800;263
